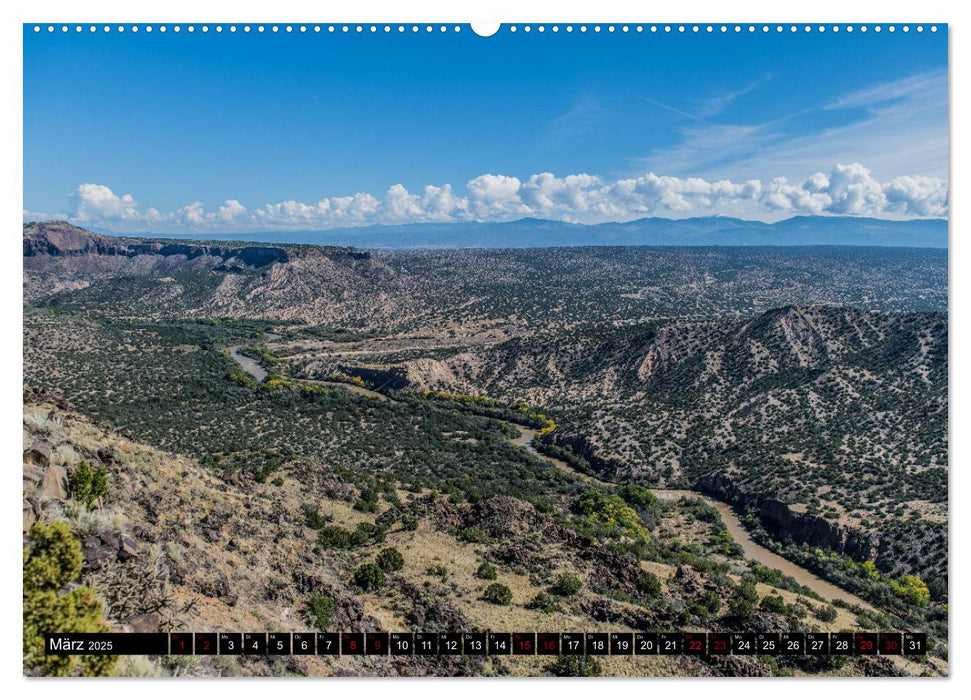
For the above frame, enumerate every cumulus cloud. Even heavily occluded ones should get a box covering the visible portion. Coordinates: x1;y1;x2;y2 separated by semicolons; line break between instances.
884;175;949;217
467;174;529;218
38;165;946;233
69;183;143;224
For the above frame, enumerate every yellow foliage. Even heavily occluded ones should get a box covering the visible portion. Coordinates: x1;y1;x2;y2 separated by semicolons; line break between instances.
891;574;930;606
330;372;368;387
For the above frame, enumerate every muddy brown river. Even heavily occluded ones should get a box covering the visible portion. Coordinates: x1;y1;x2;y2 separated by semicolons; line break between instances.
228;350;869;608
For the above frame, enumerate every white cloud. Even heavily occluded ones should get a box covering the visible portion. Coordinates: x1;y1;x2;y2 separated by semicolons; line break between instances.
520;172;602;212
884;175;948;217
70;183;143;224
29;165;947;233
602;173;762;216
823;164;888;215
761;177;830;214
215;199;247;222
466;174;528;218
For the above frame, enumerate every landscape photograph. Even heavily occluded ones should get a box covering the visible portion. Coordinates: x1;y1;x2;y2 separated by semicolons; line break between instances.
21;21;948;678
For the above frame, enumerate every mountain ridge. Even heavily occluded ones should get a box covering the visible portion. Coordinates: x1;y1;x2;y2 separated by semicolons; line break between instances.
31;214;948;250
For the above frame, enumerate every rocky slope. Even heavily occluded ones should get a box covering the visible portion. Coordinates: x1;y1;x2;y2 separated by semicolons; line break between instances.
386;305;947;584
27;397;937;677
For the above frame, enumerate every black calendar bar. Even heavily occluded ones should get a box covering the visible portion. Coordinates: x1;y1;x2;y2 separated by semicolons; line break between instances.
42;631;929;656
45;633;168;656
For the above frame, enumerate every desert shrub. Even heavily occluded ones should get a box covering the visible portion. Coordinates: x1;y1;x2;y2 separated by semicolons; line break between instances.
303;506;331;530
23;522;116;676
318;525;352;549
483;582;512;606
376;547;404;572
729;580;760;618
549;573;583;596
636;571;662;599
815;605;839;623
616;483;658;511
253;463;276;484
318;523;376;550
760;594;788;615
307;594;334;630
527;592;559;613
67;460;108;509
400;515;419;531
352;522;377;546
352;563;386;592
546;655;602;677
353;488;379;513
692;589;722;619
457;526;488;543
475;562;498;580
426;564;448;581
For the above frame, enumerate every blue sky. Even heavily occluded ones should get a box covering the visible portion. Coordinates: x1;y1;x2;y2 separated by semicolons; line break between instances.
23;24;948;231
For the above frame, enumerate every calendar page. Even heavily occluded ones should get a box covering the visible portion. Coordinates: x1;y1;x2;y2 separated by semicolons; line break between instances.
21;18;947;679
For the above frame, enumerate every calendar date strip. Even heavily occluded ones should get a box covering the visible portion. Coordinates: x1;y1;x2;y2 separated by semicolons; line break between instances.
45;631;927;657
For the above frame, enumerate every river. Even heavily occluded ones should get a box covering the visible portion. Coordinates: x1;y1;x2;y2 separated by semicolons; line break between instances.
229;346;268;382
651;489;870;608
226;347;869;608
511;425;869;607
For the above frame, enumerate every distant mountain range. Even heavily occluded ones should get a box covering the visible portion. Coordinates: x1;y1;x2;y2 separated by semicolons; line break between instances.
103;215;948;250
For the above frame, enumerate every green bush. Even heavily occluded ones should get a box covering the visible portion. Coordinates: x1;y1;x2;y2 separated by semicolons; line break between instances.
891;575;931;607
23;522;116;676
426;564;448;581
483;582;513;606
616;483;658;511
318;525;352;549
352;563;386;592
815;605;839;623
527;592;559;613
636;571;662;599
400;515;419;531
575;490;648;539
729;580;759;618
353;488;379;513
549;573;583;596
546;655;602;677
307;594;334;630
318;523;375;550
457;526;488;543
692;589;722;618
303;506;331;530
376;547;404;572
760;594;788;615
475;562;498;580
67;460;108;509
351;523;375;547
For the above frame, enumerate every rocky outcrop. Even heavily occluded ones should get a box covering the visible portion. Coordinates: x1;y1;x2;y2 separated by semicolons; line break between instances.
23;220;370;270
695;472;880;562
80;532;139;571
469;495;539;538
22;457;69;530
